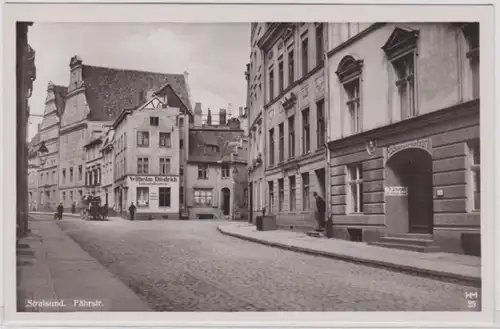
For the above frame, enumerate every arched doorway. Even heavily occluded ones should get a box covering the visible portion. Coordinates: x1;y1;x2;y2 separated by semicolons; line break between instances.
221;188;231;216
385;148;434;234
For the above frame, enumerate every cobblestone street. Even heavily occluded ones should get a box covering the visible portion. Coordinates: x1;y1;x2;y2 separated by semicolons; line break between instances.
39;214;479;312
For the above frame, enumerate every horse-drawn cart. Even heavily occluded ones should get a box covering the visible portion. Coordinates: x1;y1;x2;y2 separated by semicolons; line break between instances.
80;195;108;221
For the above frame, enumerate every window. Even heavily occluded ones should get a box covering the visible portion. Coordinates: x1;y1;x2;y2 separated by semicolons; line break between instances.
269;67;275;100
289;175;296;211
160;158;171;175
150;116;159;126
301;35;309;76
221;163;230;178
302;173;310;210
180;166;184;176
159;187;171;207
78;165;82;181
70;191;73;201
179;117;184;127
288;48;295;85
278;178;284;212
180;187;184;205
70;167;74;182
302;108;310;153
194;189;213;206
393;54;416;119
62;169;66;184
180;139;184;149
279;123;284;162
198;164;208;179
278;56;284;93
462;23;479;99
347;164;364;213
269;128;275;165
137;157;149;174
316;99;326;148
288;115;295;158
62;192;66;202
268;181;274;213
159;132;172;148
315;23;324;66
52;171;56;183
468;139;480;211
137;131;150;147
124;132;127;149
344;79;361;134
136;187;149;207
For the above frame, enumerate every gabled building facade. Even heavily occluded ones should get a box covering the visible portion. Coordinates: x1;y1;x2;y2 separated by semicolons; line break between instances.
112;86;190;220
187;109;247;219
100;128;116;209
325;23;480;255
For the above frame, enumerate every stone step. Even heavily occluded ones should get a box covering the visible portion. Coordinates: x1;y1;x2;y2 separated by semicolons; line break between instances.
379;236;436;247
306;231;324;238
387;232;433;240
368;241;440;253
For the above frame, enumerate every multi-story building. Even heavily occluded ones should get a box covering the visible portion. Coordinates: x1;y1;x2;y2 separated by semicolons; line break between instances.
83;131;105;206
27;127;41;211
325;23;480;255
38;81;67;211
100;128;116;209
247;23;267;222
255;23;329;231
112;84;190;220
57;56;192;212
186;109;248;219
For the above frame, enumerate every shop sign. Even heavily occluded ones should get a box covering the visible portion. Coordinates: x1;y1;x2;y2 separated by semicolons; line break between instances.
128;175;178;186
386;138;432;160
385;186;408;196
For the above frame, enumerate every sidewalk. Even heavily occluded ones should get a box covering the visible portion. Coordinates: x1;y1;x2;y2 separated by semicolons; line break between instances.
217;223;481;286
29;211;125;221
17;217;151;312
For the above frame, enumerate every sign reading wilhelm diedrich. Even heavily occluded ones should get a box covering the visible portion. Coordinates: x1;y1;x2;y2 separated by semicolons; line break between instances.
385;138;432;161
128;175;178;186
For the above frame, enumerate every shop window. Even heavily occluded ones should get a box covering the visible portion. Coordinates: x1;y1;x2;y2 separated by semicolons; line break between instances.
468;139;480;211
160;158;171;175
137;157;149;174
194;189;213;206
159;132;172;148
302;172;310;210
289;175;296;211
268;181;274;213
278;178;284;212
347;163;364;213
137;131;150;147
198;164;208;180
136;187;149;207
221;163;230;179
159;187;171;207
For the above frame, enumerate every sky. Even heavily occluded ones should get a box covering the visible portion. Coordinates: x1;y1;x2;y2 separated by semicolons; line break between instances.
27;23;250;140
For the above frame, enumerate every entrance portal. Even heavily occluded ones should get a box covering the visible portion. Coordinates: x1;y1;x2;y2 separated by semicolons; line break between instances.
221;188;231;216
385;148;434;234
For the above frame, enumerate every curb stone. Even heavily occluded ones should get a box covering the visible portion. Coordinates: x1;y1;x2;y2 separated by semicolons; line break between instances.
217;226;481;288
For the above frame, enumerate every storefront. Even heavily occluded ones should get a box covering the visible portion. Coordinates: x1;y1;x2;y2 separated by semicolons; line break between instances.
126;175;180;220
327;100;480;255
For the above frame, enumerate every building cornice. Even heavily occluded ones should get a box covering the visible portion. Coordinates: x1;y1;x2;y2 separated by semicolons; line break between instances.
257;23;295;51
326;99;480;151
60;120;87;135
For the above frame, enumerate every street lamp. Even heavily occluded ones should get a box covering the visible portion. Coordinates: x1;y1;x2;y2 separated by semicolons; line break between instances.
37;141;49;167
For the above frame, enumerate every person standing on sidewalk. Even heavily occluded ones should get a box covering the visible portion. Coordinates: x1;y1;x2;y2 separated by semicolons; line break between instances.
313;192;326;232
56;203;64;220
128;202;137;221
71;202;76;214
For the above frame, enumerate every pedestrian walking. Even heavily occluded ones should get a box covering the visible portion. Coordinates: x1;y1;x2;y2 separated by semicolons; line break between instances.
71;202;76;214
56;202;64;220
313;192;326;232
128;202;137;221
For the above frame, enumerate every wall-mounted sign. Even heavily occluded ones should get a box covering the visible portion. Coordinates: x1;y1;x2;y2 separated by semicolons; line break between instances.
385;186;408;196
128;175;178;186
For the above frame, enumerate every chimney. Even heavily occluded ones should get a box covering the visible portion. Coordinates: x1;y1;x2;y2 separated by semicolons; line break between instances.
219;109;227;125
207;109;212;125
69;55;83;92
194;102;202;127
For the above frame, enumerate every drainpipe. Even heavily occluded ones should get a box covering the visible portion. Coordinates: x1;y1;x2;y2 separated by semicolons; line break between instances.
324;24;333;238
